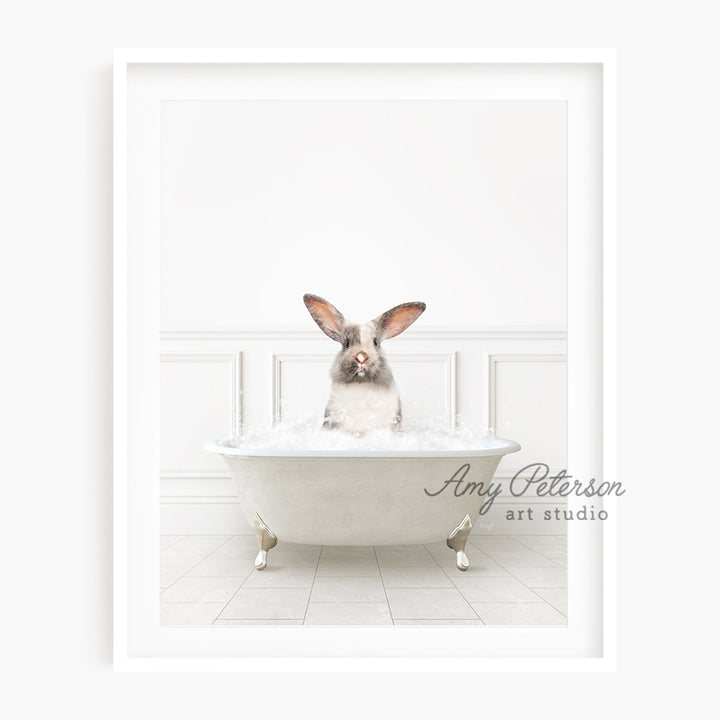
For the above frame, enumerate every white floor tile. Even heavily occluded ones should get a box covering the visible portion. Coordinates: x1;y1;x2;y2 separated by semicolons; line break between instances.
512;535;567;547
380;565;454;589
393;619;485;625
533;589;568;615
278;543;322;552
213;618;304;626
512;536;567;558
160;576;244;603
220;588;311;620
305;603;392;625
186;557;255;578
160;549;211;567
250;542;321;566
424;541;487;562
471;602;567;625
469;536;527;551
316;558;381;576
265;548;320;566
164;536;231;553
160;535;185;550
451;576;542;602
310;576;387;603
483;549;559;567
375;545;436;566
386;588;477;619
210;542;261;559
534;548;567;560
320;546;376;559
436;557;510;578
160;566;191;589
506;566;567;588
224;535;260;546
160;603;224;626
242;565;317;589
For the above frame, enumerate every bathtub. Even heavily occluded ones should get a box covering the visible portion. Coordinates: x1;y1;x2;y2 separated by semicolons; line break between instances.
204;438;520;571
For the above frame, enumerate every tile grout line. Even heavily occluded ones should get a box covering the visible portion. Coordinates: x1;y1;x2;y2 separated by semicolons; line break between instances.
301;545;323;625
208;536;262;625
441;539;559;613
501;567;568;610
160;539;232;595
447;548;485;622
508;533;567;571
159;534;187;552
160;536;246;622
163;601;249;604
427;543;484;622
529;589;568;618
511;535;566;565
503;536;568;618
374;546;396;625
496;535;567;608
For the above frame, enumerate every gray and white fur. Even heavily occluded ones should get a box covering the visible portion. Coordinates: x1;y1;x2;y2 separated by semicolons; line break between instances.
303;294;426;435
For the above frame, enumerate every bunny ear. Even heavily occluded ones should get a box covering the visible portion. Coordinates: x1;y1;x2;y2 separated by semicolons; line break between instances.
375;302;426;341
303;294;346;342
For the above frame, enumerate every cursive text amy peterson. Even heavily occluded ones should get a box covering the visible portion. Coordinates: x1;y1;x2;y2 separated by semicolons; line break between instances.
423;462;625;515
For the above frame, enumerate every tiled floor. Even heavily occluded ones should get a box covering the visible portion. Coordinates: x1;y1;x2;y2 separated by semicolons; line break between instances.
160;534;567;626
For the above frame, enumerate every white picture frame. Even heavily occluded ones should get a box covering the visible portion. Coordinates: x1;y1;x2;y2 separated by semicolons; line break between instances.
114;48;617;671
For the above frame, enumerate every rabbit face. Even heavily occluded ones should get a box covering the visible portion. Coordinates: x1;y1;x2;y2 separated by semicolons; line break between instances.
332;321;393;385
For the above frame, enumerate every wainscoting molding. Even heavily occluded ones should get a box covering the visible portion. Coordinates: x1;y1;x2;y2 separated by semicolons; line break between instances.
272;353;333;424
159;352;242;478
487;353;568;479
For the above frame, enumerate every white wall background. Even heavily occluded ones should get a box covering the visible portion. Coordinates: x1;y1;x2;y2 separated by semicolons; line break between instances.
2;1;718;718
159;98;566;328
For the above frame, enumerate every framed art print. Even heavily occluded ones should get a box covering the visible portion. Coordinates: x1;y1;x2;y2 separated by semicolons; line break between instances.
114;49;617;670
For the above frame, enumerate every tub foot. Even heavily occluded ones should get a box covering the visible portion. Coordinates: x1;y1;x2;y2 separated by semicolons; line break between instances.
252;514;278;570
447;514;473;571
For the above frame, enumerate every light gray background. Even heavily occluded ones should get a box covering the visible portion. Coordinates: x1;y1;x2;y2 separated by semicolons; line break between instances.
1;2;716;718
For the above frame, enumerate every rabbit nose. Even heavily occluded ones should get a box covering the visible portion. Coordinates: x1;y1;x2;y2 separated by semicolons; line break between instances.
355;352;367;364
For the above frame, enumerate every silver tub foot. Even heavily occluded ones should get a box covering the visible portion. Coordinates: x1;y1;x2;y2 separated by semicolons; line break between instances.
446;514;473;571
252;514;278;570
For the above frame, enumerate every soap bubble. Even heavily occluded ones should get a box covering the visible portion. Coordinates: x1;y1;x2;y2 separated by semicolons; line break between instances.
219;414;500;453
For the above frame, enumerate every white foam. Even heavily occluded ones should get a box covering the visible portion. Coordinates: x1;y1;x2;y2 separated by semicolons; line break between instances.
218;416;502;452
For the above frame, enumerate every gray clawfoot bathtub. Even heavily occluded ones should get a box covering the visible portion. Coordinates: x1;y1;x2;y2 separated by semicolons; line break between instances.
204;438;520;571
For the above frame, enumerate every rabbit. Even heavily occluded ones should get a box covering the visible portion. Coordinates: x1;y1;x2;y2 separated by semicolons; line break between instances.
303;293;426;434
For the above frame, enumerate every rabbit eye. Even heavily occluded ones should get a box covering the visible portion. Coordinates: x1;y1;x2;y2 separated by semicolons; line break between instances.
373;338;378;348
344;338;350;349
